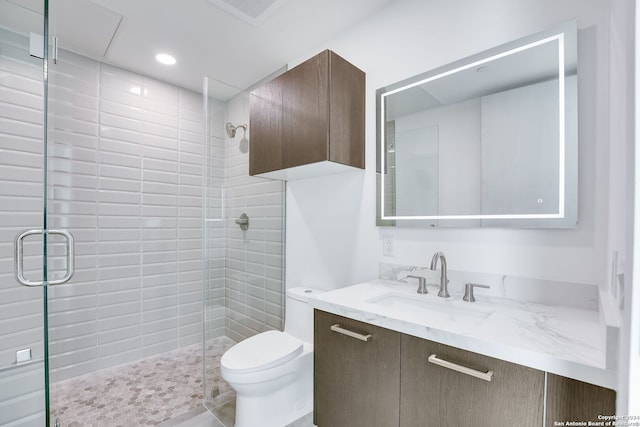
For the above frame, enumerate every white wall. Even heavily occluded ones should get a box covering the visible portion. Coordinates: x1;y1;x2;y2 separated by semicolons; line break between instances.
608;0;638;415
287;0;640;410
286;0;613;292
627;0;640;409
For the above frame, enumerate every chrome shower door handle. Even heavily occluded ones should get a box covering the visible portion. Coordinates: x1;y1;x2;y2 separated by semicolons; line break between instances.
14;228;75;287
14;229;44;287
48;229;75;285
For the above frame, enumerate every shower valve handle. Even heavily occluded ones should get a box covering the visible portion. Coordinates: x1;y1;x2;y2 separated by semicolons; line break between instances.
235;213;249;231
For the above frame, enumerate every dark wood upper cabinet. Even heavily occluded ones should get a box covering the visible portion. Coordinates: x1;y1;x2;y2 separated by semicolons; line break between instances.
249;50;365;179
249;78;284;174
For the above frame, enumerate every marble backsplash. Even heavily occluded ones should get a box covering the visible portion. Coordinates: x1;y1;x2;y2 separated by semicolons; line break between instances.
379;262;599;311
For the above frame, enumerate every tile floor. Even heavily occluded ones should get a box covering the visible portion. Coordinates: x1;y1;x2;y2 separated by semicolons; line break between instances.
161;408;314;427
50;337;235;426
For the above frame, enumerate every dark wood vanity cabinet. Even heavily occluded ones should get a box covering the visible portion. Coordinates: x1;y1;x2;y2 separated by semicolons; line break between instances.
401;334;544;427
314;310;617;427
314;310;401;427
249;49;365;178
545;374;616;425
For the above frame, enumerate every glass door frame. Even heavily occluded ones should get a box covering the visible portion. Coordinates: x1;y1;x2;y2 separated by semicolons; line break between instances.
42;0;51;423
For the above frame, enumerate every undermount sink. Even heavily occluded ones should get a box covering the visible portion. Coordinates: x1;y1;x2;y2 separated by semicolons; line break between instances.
365;292;491;332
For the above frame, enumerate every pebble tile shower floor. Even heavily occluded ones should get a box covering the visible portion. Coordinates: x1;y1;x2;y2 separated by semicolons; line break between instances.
50;337;235;426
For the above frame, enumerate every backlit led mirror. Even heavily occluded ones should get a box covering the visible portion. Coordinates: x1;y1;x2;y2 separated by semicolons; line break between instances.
376;21;577;228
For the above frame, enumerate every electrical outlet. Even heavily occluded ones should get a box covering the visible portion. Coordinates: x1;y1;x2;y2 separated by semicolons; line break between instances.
382;235;394;257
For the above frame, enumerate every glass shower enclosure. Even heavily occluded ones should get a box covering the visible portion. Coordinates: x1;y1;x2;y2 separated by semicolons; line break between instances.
1;1;52;424
0;1;285;425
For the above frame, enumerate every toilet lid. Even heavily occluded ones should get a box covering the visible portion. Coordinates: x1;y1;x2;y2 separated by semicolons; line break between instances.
221;330;303;373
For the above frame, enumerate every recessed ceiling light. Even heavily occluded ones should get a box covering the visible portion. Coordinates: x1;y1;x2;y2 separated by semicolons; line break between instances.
156;53;176;65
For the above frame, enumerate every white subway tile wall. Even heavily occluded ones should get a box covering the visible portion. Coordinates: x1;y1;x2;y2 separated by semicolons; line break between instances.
0;363;46;426
205;93;227;343
1;24;220;392
0;28;45;370
0;27;47;426
42;48;220;382
1;26;285;424
223;94;285;343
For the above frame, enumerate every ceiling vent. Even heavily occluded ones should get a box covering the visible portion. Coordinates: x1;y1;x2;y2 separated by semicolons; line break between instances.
207;0;287;26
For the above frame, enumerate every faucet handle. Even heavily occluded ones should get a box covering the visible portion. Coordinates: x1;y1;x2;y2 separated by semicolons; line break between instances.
463;283;490;302
407;275;428;294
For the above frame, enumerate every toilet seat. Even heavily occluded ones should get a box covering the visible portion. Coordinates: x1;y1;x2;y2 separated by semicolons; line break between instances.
221;330;303;374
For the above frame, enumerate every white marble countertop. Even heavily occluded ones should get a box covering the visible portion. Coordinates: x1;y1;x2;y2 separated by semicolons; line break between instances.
311;279;617;390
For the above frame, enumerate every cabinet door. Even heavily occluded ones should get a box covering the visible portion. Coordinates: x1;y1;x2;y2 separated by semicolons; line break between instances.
314;310;401;427
327;51;365;168
281;51;329;169
249;77;284;175
400;334;544;427
545;374;616;425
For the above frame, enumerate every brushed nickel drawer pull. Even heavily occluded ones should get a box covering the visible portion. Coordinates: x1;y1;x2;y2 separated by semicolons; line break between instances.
428;354;494;382
330;324;371;342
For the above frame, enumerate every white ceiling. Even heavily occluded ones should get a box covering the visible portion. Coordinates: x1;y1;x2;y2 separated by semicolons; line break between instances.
6;0;395;98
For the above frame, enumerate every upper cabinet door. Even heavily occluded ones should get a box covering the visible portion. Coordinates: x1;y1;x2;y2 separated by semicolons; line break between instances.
249;50;365;180
327;51;365;169
281;52;329;169
249;77;284;176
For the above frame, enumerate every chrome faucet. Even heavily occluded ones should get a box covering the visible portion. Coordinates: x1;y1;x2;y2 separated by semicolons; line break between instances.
430;251;449;298
463;283;490;302
407;275;428;294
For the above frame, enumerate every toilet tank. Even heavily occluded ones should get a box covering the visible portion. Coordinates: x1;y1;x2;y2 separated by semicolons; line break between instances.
284;287;323;343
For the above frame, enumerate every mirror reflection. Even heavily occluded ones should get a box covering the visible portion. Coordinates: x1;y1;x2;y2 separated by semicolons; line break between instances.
377;21;577;228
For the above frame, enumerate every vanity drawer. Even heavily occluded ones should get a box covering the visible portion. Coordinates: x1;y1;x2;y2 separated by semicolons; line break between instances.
400;334;545;426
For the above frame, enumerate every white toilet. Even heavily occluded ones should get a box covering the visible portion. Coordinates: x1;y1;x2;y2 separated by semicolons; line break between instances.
220;287;322;427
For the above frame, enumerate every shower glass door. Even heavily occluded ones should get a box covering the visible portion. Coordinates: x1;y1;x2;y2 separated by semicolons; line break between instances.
0;0;49;425
43;0;216;424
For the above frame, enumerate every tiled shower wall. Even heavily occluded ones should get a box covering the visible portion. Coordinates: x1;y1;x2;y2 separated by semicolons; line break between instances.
204;93;226;341
224;93;285;343
0;27;47;426
45;49;217;382
48;51;218;380
1;25;285;424
0;26;225;384
0;28;45;370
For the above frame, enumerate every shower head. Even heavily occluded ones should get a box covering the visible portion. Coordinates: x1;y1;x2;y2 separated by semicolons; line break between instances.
225;122;247;138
